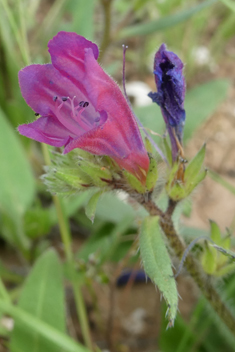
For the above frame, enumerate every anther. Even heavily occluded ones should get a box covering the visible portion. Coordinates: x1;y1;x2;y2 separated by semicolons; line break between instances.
35;113;39;116
62;96;68;102
53;96;58;102
79;101;89;108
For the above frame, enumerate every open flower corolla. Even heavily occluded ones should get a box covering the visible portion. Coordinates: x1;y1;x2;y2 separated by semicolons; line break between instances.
18;32;149;183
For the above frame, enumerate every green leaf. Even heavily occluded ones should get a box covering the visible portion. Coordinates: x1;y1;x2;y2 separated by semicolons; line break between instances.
64;0;95;40
95;193;147;223
0;301;89;352
10;249;66;352
219;0;235;12
85;190;103;223
184;79;230;142
139;216;178;326
119;0;217;37
77;217;133;264
0;108;35;215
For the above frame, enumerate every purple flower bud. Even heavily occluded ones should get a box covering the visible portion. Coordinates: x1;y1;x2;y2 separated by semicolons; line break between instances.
148;44;186;161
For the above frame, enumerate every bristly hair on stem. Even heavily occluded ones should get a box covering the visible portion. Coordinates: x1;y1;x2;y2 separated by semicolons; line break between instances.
121;44;169;165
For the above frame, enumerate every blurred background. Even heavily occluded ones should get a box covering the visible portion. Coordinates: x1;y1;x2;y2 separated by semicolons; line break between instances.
1;0;235;351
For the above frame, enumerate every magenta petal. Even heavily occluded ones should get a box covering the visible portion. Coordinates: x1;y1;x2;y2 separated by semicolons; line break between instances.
63;116;149;183
64;117;127;157
48;31;99;87
18;116;75;147
19;64;94;136
82;49;146;153
18;32;150;184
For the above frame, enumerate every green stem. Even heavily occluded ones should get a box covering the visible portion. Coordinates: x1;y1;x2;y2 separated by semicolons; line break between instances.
0;300;89;352
0;277;11;303
141;197;235;335
99;0;112;62
41;144;93;351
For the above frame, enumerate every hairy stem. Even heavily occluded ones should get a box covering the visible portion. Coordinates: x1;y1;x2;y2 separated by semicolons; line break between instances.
141;196;235;334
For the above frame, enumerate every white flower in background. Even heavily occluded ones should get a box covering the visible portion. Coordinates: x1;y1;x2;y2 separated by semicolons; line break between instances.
125;81;152;107
193;46;211;65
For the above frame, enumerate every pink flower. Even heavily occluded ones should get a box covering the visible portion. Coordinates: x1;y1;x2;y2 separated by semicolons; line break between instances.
18;32;149;184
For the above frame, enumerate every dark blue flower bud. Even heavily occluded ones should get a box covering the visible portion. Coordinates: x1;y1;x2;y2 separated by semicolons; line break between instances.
148;44;186;161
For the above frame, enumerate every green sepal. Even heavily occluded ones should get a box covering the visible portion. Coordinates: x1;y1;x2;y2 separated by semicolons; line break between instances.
55;169;91;188
200;222;235;277
42;167;90;196
201;242;217;275
184;144;206;181
139;216;178;327
146;154;158;191
209;221;229;268
185;169;207;195
210;220;222;244
163;137;172;165
215;262;235;277
166;162;179;188
167;182;186;201
166;144;207;201
78;160;113;187
123;170;145;193
145;137;153;154
85;190;103;223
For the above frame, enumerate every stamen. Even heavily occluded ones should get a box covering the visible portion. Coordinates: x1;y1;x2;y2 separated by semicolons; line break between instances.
35;112;39;116
122;44;128;100
54;96;92;132
53;96;58;102
78;101;89;108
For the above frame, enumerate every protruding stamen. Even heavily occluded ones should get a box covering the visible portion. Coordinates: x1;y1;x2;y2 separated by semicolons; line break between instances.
53;96;58;102
62;96;68;102
78;101;89;108
122;44;128;100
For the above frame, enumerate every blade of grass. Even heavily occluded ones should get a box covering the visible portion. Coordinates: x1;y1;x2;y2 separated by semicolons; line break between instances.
119;0;217;38
0;300;90;352
208;170;235;196
0;0;29;64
